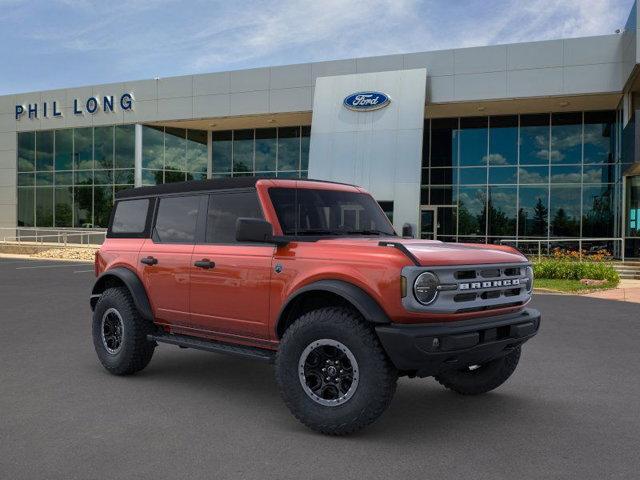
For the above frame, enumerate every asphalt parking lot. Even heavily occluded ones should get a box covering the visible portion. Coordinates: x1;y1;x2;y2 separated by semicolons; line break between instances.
1;257;639;480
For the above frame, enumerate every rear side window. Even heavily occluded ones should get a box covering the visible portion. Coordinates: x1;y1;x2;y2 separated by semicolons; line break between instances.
111;199;150;234
206;191;263;243
154;195;200;243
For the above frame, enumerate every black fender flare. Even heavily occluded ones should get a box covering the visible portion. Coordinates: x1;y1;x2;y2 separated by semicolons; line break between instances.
90;267;153;321
276;280;390;338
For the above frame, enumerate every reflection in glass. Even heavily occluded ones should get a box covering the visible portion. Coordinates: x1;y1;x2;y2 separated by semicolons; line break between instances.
36;130;54;171
550;165;581;183
301;126;310;171
186;130;207;179
55;129;73;171
488;116;517;166
164;128;186;171
430;118;458;167
18;132;35;172
584;111;615;164
115;125;135;169
550;185;580;237
74;186;92;227
430;168;454;185
583;184;614;237
94;126;114;169
142;126;164;170
55;171;73;186
94;169;113;185
75;169;93;186
278;127;300;171
94;186;113;228
212;131;232;173
519;166;548;184
55;187;73;227
520;114;549;165
18;173;34;187
488;186;517;237
35;187;53;226
17;188;34;226
584;164;614;184
430;186;456;205
74;128;93;170
459;167;486;185
488;167;517;184
458;187;486;236
233;130;253;173
518;186;548;237
459;117;487;167
551;113;582;165
255;128;277;172
437;206;457;236
35;172;53;186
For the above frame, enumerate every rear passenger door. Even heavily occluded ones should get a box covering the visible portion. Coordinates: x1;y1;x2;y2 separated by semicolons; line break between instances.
139;194;204;326
189;190;274;341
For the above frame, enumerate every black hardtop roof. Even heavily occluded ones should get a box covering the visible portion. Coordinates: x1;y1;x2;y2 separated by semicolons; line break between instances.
115;177;357;199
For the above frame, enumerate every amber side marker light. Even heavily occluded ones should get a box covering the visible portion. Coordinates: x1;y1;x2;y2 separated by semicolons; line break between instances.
401;276;407;298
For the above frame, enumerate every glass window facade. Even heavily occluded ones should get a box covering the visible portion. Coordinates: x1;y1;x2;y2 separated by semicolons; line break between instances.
17;125;135;228
421;111;620;243
141;126;208;185
211;127;310;179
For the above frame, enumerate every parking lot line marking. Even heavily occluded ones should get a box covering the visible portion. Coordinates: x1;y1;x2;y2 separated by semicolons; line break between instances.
16;263;89;270
73;269;94;273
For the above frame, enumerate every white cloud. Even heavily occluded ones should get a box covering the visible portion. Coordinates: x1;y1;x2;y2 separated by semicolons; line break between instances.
1;0;635;92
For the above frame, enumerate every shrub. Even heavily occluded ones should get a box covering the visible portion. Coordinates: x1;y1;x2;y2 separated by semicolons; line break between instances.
533;259;619;285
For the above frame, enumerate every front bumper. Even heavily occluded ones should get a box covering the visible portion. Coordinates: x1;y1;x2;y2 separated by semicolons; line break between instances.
375;308;540;377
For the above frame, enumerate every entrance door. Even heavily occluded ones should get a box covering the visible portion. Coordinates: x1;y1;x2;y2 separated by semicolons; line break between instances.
420;207;437;239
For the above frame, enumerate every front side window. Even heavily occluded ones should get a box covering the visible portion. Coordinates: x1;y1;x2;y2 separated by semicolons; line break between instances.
269;188;396;237
206;192;263;243
154;196;200;243
111;199;149;234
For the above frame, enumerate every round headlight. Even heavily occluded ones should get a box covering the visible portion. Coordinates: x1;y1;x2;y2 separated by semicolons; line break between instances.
525;266;534;293
414;271;439;305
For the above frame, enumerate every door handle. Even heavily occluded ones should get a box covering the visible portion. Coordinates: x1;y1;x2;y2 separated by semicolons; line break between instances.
194;259;215;269
140;256;158;266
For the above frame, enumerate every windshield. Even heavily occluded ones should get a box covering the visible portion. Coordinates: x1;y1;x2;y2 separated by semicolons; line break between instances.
268;187;396;237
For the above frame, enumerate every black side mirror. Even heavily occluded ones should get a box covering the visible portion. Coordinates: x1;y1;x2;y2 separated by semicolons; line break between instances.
236;218;276;243
402;223;414;238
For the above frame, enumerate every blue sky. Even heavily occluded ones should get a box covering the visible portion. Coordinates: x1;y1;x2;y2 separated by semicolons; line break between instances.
0;0;635;95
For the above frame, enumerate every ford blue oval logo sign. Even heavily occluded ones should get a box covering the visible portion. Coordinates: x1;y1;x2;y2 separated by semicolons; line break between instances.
343;91;390;111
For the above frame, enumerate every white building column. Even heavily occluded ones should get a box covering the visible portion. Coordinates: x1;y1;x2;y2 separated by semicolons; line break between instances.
134;124;143;187
308;69;427;234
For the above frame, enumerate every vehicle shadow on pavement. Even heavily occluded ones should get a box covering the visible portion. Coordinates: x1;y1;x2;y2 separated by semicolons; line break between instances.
104;346;557;440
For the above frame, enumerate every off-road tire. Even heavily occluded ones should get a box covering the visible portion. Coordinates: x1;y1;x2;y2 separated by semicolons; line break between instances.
435;347;521;395
275;307;397;436
92;287;156;376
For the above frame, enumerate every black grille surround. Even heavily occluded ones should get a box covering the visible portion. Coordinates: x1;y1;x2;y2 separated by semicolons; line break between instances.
401;262;532;314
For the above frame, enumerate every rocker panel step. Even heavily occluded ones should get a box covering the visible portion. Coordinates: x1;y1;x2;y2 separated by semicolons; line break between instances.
148;333;276;363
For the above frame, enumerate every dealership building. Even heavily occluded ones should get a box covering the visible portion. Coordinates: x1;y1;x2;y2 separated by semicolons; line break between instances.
3;3;640;257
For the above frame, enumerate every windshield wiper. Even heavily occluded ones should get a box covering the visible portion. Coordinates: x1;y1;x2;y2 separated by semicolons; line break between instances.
346;229;395;236
294;229;350;236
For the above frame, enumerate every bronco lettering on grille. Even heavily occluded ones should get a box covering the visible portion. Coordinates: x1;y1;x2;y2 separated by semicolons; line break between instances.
459;278;521;290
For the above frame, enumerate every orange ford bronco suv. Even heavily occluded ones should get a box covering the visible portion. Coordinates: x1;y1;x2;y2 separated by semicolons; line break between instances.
91;177;540;435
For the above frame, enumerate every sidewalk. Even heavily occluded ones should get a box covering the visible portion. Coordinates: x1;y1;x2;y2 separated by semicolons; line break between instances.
583;279;640;303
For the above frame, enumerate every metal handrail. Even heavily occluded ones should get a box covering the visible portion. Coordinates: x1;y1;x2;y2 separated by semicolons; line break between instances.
0;227;106;247
499;238;624;261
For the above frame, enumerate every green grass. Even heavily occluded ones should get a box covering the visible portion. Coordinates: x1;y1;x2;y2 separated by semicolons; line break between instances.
534;278;618;293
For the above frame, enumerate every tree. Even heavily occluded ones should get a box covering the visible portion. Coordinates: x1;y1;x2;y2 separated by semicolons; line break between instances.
532;198;548;236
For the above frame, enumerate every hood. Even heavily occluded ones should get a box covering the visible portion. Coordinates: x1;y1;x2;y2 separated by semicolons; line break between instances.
398;239;527;266
315;237;527;266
